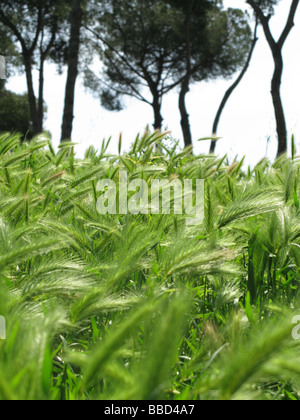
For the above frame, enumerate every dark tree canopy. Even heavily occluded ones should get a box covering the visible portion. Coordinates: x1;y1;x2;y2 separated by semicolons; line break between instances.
84;0;251;145
252;0;278;12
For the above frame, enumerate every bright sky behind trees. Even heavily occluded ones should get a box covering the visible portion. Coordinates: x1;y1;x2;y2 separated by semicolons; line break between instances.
6;0;300;165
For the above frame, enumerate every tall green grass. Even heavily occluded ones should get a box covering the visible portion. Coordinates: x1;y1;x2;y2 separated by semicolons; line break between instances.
0;130;300;400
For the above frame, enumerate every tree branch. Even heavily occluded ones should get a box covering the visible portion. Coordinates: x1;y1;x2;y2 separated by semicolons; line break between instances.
278;0;299;49
103;52;151;105
247;0;276;50
98;75;151;106
85;26;145;80
0;9;27;52
28;1;43;55
41;24;57;61
210;19;259;153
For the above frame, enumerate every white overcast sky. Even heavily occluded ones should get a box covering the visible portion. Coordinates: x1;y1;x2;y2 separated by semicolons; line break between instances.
6;0;300;166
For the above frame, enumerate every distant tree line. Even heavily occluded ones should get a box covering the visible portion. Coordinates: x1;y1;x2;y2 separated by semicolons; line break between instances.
0;0;298;157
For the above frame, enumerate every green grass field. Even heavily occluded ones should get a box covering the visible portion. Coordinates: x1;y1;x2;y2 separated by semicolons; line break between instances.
0;131;300;400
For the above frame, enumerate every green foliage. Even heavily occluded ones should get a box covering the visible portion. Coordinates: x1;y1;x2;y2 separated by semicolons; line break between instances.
0;131;300;400
251;0;279;14
0;90;31;138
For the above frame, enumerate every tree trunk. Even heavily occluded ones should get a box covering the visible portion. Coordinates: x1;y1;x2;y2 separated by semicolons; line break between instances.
271;51;287;157
179;2;193;149
24;55;39;136
38;55;44;133
209;137;217;155
179;78;192;148
61;0;83;142
152;95;163;131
